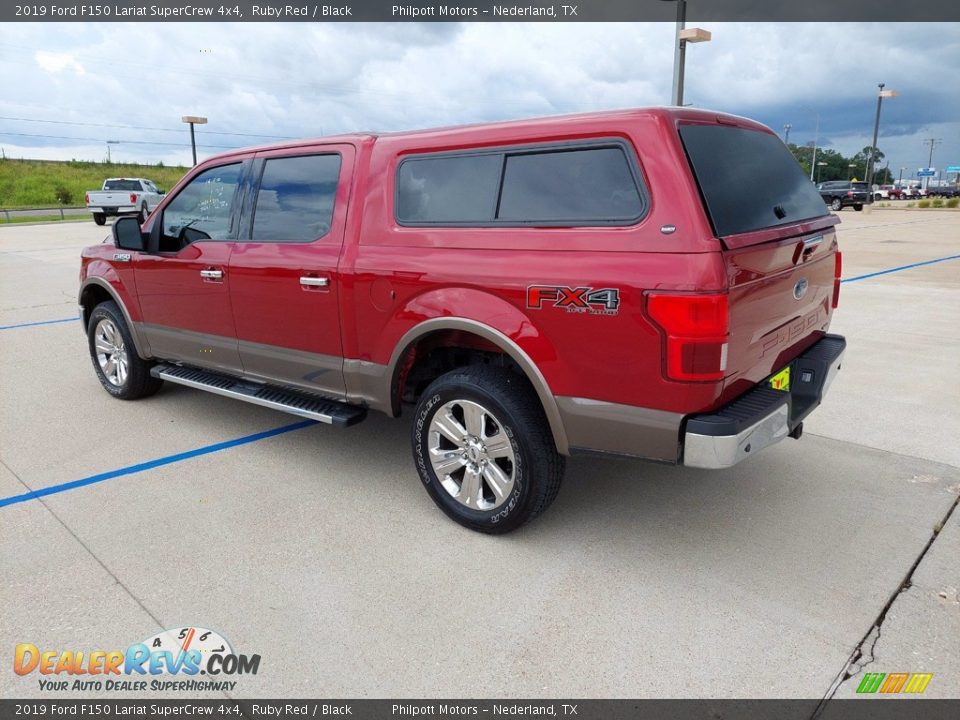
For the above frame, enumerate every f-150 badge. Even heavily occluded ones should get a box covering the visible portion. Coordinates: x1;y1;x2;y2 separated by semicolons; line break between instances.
526;285;620;315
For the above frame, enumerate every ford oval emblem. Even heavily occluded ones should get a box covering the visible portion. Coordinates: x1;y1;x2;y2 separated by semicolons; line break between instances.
793;277;809;300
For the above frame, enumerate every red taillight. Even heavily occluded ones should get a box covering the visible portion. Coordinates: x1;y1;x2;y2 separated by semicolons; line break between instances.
847;191;854;197
84;193;89;204
832;251;842;309
646;293;729;382
130;193;138;204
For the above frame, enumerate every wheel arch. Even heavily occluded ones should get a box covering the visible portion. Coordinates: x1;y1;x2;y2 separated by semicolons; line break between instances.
385;318;570;455
79;278;151;359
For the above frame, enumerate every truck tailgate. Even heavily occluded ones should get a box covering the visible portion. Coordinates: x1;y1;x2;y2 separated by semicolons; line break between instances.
721;227;838;399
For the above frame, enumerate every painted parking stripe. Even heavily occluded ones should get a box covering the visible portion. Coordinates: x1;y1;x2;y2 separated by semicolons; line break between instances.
0;317;76;330
842;254;960;283
0;419;317;509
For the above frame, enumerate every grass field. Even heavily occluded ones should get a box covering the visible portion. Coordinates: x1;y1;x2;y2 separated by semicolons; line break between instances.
0;158;189;209
0;214;89;225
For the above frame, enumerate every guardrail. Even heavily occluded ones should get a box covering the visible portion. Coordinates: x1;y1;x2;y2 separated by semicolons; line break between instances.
1;207;87;222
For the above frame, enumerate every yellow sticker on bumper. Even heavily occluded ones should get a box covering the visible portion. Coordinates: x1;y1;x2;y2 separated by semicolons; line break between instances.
769;366;791;392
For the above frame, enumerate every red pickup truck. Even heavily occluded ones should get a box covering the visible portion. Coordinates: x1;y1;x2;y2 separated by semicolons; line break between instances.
79;108;845;533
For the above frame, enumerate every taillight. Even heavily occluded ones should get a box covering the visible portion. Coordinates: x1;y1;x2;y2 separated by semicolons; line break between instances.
646;293;729;382
847;191;854;197
130;193;138;204
832;251;842;309
84;193;89;204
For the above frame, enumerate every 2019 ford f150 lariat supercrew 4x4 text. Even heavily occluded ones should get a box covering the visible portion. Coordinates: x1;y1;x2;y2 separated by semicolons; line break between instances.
78;108;846;533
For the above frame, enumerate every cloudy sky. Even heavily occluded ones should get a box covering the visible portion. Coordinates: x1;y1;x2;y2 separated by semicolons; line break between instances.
2;22;958;181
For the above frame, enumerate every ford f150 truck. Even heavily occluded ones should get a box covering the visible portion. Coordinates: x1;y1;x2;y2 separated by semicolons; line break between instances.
85;178;164;226
78;108;846;533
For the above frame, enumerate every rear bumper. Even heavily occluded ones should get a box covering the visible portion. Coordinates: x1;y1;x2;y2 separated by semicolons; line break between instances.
88;206;137;215
683;334;846;469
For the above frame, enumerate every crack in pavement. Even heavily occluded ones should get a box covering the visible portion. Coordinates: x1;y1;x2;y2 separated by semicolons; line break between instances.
810;490;960;718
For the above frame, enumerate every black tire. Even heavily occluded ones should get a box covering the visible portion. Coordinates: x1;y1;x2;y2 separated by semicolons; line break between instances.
830;197;843;211
93;212;106;226
854;204;863;211
874;193;883;201
87;301;162;400
412;365;564;534
138;204;148;224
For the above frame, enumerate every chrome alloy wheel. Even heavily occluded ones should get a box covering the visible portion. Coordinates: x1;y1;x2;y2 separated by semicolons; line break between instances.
428;399;516;511
94;318;129;387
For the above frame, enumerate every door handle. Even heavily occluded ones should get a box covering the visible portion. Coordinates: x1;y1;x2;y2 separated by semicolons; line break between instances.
300;276;329;288
200;269;223;279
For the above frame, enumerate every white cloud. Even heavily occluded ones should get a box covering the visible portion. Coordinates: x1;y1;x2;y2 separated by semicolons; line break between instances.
34;50;85;75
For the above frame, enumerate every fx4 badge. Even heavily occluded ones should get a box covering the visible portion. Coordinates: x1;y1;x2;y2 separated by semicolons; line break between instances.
526;285;620;316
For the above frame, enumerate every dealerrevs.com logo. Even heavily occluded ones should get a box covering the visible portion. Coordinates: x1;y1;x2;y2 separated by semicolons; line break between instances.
14;626;260;692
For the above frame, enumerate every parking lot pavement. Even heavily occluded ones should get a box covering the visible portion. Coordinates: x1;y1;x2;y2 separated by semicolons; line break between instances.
1;212;958;699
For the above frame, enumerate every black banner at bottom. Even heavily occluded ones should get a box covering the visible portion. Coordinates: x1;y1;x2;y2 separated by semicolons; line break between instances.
3;699;960;720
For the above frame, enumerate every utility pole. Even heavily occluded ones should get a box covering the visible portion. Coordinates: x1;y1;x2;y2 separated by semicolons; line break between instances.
923;138;942;168
783;123;792;145
922;138;942;191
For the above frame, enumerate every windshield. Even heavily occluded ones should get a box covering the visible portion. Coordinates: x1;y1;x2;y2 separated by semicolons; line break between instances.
679;124;828;237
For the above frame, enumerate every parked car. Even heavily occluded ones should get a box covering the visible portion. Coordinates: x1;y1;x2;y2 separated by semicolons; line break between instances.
818;181;869;211
873;185;902;200
927;185;958;198
85;178;164;226
900;185;922;199
78;108;845;534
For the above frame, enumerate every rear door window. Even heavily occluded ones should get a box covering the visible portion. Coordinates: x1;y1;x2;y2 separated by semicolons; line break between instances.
251;154;342;242
679;124;828;237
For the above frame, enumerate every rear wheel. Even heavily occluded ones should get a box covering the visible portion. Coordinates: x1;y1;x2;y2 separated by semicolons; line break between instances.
93;212;106;226
830;198;842;211
412;365;564;534
138;204;148;224
87;301;162;400
854;204;863;211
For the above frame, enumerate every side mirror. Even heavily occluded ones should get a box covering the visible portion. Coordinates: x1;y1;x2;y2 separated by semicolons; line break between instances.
113;216;146;251
157;189;166;195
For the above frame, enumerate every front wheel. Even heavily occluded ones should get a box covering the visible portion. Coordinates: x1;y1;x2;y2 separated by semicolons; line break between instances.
830;198;843;211
412;366;564;534
87;301;163;400
93;212;106;226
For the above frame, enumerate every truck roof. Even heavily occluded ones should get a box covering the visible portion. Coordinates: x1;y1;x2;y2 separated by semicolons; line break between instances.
201;107;771;164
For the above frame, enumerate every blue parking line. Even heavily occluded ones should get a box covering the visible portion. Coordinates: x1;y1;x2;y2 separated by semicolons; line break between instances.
842;254;960;283
0;317;76;330
0;419;317;509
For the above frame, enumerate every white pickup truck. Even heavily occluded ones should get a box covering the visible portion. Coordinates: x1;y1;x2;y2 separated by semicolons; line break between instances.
85;178;164;226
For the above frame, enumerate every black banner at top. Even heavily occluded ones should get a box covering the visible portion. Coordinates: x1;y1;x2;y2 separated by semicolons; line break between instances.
5;0;960;23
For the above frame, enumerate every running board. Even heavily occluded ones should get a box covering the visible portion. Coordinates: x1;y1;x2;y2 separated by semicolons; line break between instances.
151;363;366;427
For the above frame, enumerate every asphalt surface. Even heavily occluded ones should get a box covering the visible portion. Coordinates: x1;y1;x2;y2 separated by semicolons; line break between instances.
0;210;958;700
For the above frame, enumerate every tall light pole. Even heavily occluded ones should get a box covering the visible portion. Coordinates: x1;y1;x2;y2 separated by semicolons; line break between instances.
105;140;119;164
866;83;897;193
809;113;820;182
898;167;905;187
181;115;208;166
783;123;792;145
661;1;711;106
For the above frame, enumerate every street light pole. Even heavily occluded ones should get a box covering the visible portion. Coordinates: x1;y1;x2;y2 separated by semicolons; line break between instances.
181;115;208;166
670;0;686;106
809;114;820;182
662;1;710;106
866;83;897;193
783;123;792;145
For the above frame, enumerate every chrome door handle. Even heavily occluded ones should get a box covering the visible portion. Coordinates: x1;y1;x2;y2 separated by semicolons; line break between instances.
200;269;223;279
300;276;329;287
